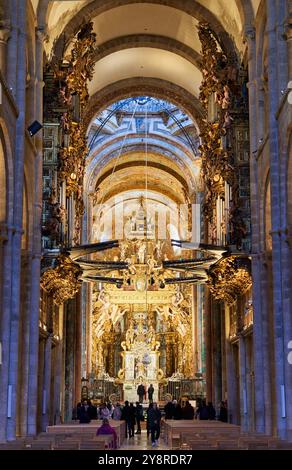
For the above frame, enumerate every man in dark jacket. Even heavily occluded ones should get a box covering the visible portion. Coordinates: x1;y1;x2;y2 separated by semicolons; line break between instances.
79;400;91;423
148;384;154;403
147;402;161;447
137;383;145;403
135;402;143;434
164;400;174;419
182;400;195;420
121;401;132;437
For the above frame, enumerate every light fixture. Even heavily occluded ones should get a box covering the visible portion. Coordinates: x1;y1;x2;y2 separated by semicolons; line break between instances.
27;120;43;137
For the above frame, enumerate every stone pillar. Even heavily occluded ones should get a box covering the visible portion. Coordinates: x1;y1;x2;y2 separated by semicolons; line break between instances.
266;0;286;439
275;0;288;96
6;0;18;96
53;341;63;425
41;334;52;431
212;302;222;406
64;299;76;422
205;289;212;402
74;292;82;405
27;25;46;435
225;340;239;424
0;224;11;443
245;25;266;434
86;283;92;376
239;335;248;432
6;0;27;441
18;252;32;436
36;339;45;432
0;21;10;78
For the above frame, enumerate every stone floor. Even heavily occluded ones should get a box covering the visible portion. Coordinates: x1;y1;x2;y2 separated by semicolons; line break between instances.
120;429;170;450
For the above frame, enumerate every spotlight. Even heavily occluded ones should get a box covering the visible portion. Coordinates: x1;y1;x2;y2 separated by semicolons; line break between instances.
27;120;43;137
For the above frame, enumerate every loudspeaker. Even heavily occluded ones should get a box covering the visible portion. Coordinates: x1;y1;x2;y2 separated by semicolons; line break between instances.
27;120;43;137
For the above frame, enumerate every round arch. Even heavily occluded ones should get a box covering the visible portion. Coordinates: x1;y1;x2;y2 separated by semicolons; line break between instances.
84;77;204;131
49;0;239;61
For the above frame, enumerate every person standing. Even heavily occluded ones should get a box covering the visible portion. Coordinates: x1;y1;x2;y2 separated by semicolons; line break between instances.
135;401;143;434
148;384;154;403
164;400;174;420
112;403;122;420
121;401;131;438
219;401;228;422
129;402;136;437
147;402;161;447
137;383;145;403
79;400;91;423
182;400;195;420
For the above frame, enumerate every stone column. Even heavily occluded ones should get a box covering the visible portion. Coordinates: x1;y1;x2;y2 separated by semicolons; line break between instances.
64;299;76;422
41;334;53;431
245;25;266;434
239;334;248;432
275;0;288;96
18;252;32;436
267;0;286;439
6;0;27;440
74;292;82;405
212;302;222;406
6;0;18;96
225;340;238;424
0;223;11;443
27;26;46;435
204;289;212;402
53;341;63;425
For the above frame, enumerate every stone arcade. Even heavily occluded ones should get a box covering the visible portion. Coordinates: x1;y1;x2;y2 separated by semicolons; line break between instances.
0;0;292;449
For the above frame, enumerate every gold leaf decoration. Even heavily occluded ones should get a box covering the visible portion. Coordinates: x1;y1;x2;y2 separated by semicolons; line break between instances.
197;23;246;246
40;254;82;305
207;257;252;305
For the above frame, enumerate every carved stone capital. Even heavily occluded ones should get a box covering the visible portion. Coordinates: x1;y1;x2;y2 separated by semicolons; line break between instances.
243;25;256;43
36;26;49;44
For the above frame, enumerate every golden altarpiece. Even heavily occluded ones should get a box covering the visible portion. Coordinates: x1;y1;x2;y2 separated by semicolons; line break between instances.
90;200;195;402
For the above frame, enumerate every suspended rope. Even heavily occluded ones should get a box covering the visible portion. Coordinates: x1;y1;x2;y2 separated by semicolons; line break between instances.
94;100;139;225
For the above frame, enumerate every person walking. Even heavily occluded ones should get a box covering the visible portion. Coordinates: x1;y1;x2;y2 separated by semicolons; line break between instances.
128;402;136;437
147;402;161;447
121;401;132;438
135;401;143;434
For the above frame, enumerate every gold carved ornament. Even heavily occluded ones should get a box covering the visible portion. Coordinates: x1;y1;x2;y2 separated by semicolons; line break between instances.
56;22;96;245
207;256;252;305
40;254;82;305
197;23;246;245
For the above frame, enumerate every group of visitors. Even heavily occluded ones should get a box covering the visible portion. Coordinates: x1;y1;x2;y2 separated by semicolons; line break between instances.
74;397;228;448
74;400;120;423
164;398;228;422
137;383;154;403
